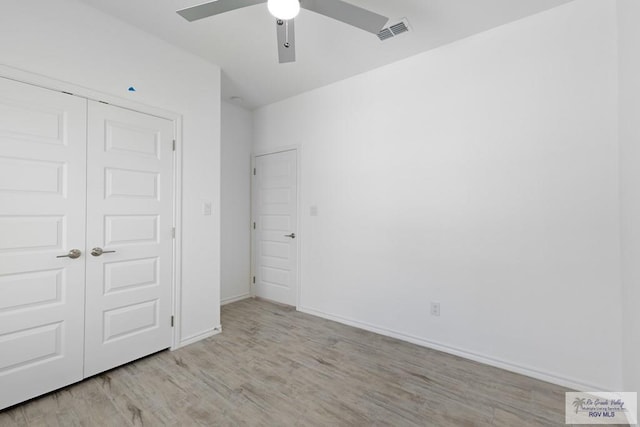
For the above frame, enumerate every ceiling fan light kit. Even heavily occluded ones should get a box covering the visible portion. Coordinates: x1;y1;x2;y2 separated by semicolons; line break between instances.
267;0;300;20
177;0;390;63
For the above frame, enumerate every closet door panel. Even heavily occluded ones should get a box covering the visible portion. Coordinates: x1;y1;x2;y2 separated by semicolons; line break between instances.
0;77;87;409
84;101;174;377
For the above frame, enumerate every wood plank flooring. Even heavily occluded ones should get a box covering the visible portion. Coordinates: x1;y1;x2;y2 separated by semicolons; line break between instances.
0;298;616;426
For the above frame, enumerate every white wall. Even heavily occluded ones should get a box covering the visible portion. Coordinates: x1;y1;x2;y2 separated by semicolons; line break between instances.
221;102;252;304
254;0;622;390
619;0;640;398
0;0;221;346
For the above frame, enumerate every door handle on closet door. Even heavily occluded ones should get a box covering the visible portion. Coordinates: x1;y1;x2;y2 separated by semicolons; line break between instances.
91;247;116;257
57;249;82;259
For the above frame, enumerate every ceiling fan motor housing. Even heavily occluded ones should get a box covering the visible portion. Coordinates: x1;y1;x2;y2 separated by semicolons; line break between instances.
176;0;390;64
268;0;300;20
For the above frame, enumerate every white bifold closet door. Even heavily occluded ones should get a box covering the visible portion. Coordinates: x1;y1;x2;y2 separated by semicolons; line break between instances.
0;77;174;409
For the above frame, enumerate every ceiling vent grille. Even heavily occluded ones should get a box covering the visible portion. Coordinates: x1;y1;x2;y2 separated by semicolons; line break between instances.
377;28;394;41
377;19;410;41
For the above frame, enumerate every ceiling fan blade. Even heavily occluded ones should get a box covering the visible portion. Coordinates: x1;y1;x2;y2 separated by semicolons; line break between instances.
301;0;388;34
177;0;266;22
276;19;296;63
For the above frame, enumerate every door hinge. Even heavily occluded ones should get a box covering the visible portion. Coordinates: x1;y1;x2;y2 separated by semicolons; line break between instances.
253;276;255;284
172;227;176;238
171;315;174;327
172;140;176;151
253;167;256;176
253;222;256;230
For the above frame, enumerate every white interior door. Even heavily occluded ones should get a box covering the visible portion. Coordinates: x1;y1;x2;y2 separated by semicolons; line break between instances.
0;78;87;408
83;101;174;377
254;150;298;306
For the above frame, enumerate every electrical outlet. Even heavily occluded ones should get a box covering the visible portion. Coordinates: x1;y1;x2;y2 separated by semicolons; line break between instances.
430;302;441;317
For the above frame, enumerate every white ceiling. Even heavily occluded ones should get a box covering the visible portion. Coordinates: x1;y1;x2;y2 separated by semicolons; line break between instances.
75;0;573;109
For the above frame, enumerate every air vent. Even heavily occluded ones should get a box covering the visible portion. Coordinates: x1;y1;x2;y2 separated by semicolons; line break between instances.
389;22;409;36
377;18;410;41
377;28;393;41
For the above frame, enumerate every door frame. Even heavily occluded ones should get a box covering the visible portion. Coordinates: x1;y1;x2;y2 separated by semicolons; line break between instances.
251;146;302;308
0;65;184;350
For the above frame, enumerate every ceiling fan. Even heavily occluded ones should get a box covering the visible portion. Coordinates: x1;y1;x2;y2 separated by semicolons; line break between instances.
177;0;389;63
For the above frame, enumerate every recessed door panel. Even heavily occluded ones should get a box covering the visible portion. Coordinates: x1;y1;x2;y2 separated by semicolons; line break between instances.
261;241;290;260
260;188;291;206
0;269;63;312
0;77;86;410
0;216;65;252
105;215;159;246
261;215;290;231
106;168;159;200
105;121;160;158
0;157;65;195
103;300;158;343
0;322;62;373
0;102;65;145
104;257;158;294
260;267;290;288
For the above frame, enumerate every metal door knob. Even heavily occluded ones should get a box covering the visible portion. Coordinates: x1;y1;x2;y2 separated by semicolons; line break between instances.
57;249;82;259
91;247;116;257
284;233;296;239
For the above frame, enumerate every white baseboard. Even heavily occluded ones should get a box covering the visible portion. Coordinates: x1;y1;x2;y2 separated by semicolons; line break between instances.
297;305;606;392
221;293;251;306
175;326;222;349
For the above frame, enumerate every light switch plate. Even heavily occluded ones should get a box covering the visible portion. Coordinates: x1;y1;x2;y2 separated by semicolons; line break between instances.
203;202;212;216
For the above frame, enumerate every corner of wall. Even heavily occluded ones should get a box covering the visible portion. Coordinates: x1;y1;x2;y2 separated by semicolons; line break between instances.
617;0;640;399
220;101;253;304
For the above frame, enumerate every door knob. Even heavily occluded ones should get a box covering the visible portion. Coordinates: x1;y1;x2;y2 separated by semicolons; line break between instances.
91;247;116;257
57;249;82;259
284;233;296;239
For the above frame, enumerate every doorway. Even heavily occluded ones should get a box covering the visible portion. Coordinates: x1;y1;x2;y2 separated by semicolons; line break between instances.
252;149;299;306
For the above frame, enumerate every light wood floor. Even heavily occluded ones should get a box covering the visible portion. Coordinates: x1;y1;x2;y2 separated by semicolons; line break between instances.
0;298;612;426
